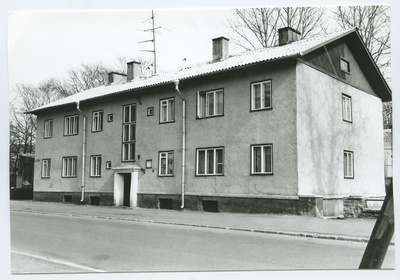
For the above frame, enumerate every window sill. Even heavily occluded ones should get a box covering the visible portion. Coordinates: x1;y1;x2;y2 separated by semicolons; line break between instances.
195;174;224;177
250;107;273;112
159;120;175;124
250;172;274;176
196;114;224;120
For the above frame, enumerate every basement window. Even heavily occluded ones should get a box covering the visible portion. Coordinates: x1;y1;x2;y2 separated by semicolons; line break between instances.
63;195;73;203
202;200;219;212
90;196;100;206
159;198;173;209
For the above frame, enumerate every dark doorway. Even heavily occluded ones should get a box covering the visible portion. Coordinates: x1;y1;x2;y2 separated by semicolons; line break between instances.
123;173;131;207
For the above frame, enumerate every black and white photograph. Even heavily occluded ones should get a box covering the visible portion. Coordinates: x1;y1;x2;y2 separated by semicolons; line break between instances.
1;0;398;279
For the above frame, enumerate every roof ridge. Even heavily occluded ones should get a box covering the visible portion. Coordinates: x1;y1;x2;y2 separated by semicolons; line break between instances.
28;28;359;114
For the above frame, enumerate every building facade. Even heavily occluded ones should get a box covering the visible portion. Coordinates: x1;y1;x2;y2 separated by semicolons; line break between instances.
29;28;391;217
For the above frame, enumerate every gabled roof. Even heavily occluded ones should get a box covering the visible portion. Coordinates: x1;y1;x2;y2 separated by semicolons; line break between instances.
28;28;391;114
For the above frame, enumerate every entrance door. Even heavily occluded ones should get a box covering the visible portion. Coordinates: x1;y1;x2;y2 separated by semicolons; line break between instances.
123;173;131;207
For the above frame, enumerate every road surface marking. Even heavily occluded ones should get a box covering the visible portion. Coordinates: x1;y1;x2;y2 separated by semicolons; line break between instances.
11;250;106;273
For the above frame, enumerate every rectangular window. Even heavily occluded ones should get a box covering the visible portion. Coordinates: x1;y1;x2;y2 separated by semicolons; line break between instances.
197;89;224;118
340;58;350;73
196;147;224;176
62;157;77;177
44;119;53;138
251;80;272;111
92;111;103;132
122;104;136;161
90;155;102;177
41;159;51;178
64;115;79;136
160;98;175;123
251;144;273;174
342;94;352;122
159;151;174;176
344;150;354;178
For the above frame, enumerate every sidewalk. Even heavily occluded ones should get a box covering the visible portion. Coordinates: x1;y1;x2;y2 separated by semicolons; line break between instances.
9;200;394;244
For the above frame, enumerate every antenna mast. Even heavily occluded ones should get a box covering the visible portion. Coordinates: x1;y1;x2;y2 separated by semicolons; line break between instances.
138;10;162;74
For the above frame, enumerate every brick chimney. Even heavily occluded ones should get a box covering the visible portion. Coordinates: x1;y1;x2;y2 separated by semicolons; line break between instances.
108;72;127;85
212;37;229;62
278;27;301;46
127;61;141;81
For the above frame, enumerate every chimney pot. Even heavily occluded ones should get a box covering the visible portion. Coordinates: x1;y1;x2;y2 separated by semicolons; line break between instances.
278;27;301;46
212;37;229;62
127;61;141;81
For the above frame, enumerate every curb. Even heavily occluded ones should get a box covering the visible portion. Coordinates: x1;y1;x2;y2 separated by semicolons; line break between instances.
13;209;394;245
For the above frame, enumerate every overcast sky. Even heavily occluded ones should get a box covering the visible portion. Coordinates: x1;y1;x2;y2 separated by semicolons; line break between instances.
5;0;398;104
7;9;236;91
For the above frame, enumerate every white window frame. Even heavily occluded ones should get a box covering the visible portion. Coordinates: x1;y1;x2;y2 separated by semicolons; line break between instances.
340;58;350;73
44;119;53;138
64;115;79;136
196;147;224;176
251;144;273;175
159;151;174;176
92;111;103;132
122;104;136;161
342;94;352;123
160;98;175;123
62;157;77;178
41;159;51;178
90;155;102;177
197;89;224;118
251;80;272;111
344;150;354;179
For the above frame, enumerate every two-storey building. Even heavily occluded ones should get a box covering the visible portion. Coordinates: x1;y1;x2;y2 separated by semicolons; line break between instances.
28;27;391;217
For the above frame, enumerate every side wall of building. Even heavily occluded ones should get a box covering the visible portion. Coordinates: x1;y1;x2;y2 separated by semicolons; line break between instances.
296;62;385;201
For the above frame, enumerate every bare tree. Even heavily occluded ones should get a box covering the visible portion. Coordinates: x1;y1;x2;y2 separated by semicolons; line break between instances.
226;7;326;50
9;57;151;172
333;6;390;79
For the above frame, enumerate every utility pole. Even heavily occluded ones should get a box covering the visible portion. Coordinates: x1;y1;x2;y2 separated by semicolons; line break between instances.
359;178;394;269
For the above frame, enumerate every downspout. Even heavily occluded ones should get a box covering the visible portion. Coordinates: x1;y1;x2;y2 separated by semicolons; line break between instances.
76;101;87;202
174;80;186;209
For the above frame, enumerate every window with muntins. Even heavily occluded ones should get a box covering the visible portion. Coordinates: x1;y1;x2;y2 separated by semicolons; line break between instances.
122;104;136;161
41;159;51;178
196;147;224;175
159;151;174;176
342;94;352;122
344;150;354;178
92;111;103;132
251;80;272;111
90;155;102;177
64;115;79;135
62;157;77;177
197;89;224;118
160;98;175;123
44;119;53;138
251;144;273;174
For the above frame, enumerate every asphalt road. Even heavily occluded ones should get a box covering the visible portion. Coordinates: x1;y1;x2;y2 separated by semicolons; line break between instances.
10;211;395;274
